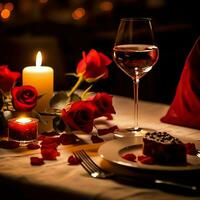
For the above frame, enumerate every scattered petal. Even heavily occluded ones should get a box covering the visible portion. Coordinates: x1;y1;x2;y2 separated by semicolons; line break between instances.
0;140;20;149
40;137;61;145
68;155;80;165
91;135;104;143
30;157;44;165
122;153;136;162
41;148;60;160
97;125;119;135
41;142;59;150
138;155;155;165
60;133;77;145
38;135;46;141
185;143;198;155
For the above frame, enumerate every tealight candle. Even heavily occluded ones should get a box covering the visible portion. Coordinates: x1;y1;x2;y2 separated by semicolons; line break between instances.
8;117;38;145
22;51;54;112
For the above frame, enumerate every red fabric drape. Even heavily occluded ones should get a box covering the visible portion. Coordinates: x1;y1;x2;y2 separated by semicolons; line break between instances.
161;36;200;129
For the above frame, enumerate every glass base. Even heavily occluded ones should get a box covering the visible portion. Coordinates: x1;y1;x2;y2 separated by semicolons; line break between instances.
114;127;156;138
9;138;38;147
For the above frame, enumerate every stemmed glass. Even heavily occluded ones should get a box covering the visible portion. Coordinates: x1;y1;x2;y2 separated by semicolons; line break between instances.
113;18;159;137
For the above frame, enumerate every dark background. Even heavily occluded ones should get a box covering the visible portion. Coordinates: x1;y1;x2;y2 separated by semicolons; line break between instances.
0;0;199;104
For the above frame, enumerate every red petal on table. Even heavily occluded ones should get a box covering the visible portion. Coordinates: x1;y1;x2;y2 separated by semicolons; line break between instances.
138;155;155;165
122;153;136;162
68;155;80;165
185;143;198;155
38;135;46;141
0;140;20;149
104;114;113;120
97;125;119;135
41;148;60;160
60;133;77;145
40;137;61;145
30;157;44;165
27;143;40;150
91;135;104;143
41;142;59;150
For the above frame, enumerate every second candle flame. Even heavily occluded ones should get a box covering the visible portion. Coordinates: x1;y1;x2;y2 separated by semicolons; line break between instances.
36;51;42;67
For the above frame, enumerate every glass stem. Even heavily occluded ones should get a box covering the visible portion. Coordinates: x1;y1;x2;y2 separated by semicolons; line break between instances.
133;78;139;131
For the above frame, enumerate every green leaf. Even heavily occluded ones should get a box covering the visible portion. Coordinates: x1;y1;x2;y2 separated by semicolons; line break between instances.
32;110;48;125
50;91;68;110
70;93;81;102
81;85;95;99
53;116;66;132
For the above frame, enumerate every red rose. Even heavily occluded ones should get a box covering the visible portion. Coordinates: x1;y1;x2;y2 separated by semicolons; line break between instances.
11;85;38;111
0;65;21;92
76;49;112;81
61;101;96;133
90;92;116;118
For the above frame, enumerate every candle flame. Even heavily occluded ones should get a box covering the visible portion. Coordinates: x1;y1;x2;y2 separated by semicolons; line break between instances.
36;51;42;67
16;117;32;124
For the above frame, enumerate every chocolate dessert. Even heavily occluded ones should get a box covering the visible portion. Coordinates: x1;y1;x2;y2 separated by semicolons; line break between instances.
143;132;187;165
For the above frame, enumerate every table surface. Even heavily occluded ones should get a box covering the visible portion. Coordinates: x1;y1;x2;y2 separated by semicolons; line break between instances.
0;95;200;200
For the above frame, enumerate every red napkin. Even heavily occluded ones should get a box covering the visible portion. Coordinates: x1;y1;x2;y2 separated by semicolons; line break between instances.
161;36;200;129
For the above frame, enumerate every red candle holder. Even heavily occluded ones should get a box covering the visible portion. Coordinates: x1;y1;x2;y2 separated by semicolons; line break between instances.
8;117;38;145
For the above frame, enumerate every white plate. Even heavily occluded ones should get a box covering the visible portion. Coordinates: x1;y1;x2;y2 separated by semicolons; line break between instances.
98;137;200;171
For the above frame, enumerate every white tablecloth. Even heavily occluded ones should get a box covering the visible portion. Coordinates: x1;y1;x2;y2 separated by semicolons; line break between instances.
0;95;200;200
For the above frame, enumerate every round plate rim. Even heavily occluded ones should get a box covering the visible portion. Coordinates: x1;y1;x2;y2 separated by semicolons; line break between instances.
98;137;200;171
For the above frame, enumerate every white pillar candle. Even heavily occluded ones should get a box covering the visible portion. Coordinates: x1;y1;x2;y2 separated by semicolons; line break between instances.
22;51;54;133
22;51;54;112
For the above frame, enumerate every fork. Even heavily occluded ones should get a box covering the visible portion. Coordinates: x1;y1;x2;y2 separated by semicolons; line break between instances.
73;149;114;178
73;149;199;193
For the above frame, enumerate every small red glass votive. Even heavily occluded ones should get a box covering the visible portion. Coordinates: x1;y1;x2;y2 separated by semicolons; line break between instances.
8;117;38;145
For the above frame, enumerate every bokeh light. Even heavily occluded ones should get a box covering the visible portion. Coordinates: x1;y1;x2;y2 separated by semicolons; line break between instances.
5;2;14;11
1;8;11;19
99;1;113;11
72;7;86;20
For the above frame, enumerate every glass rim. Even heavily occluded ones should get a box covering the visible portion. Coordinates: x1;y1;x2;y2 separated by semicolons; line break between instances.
120;17;152;21
8;117;39;123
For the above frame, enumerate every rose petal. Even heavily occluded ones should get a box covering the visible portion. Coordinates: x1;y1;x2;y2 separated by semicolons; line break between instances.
11;85;38;111
61;101;96;133
91;135;104;143
0;140;20;149
38;135;46;141
41;148;60;160
30;157;44;165
0;65;21;92
97;125;119;135
185;143;198;155
60;133;77;145
40;137;61;145
122;153;136;162
68;155;80;165
138;155;155;165
41;142;59;150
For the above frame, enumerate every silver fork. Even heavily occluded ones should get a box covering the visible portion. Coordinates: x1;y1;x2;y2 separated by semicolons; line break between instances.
73;149;114;178
73;149;199;193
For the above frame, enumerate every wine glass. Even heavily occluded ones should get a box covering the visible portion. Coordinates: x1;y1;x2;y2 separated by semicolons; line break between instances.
113;18;159;137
